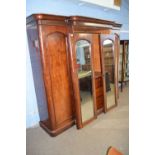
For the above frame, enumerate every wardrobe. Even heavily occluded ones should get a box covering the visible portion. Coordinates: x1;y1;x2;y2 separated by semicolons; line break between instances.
26;14;121;136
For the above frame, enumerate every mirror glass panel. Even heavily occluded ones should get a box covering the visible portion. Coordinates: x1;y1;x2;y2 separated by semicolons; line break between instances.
103;39;116;109
76;40;94;123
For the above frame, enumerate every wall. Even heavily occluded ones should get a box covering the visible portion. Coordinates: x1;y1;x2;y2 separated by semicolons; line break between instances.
26;0;129;128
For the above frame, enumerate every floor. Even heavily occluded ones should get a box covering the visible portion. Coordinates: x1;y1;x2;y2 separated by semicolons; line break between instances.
27;86;129;155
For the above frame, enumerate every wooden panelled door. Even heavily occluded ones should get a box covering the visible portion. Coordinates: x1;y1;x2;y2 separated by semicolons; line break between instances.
100;34;119;112
40;25;75;131
68;33;96;129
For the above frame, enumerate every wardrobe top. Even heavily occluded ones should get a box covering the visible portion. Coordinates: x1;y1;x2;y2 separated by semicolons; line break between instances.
26;13;121;28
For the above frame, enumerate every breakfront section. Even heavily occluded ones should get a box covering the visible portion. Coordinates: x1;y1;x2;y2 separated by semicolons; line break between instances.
67;16;121;129
27;14;75;136
27;14;121;135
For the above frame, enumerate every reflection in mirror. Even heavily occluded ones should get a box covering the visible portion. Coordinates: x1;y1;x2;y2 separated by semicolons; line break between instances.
76;40;94;123
103;39;116;109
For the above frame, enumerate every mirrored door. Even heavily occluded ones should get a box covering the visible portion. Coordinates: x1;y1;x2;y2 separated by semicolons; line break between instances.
68;33;96;129
75;39;95;123
100;35;118;111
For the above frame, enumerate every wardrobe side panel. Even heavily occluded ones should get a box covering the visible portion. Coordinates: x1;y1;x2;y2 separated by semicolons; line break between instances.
27;24;49;123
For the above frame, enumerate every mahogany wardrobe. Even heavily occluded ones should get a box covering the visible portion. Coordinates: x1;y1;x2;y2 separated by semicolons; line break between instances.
26;14;121;136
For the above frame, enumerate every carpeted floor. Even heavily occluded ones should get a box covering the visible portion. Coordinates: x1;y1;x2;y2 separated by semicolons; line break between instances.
26;86;129;155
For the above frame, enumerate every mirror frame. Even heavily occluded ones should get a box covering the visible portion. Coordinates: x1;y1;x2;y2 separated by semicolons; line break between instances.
115;33;120;99
69;33;97;129
76;39;95;124
100;34;118;112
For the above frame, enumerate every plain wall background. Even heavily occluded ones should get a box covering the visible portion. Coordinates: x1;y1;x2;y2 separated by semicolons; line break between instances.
26;0;129;128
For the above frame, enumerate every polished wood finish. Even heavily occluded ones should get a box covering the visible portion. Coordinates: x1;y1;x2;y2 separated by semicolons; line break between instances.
96;95;104;109
106;146;123;155
96;87;104;97
114;0;122;7
115;34;120;98
95;77;103;88
92;34;105;113
67;34;83;129
26;14;67;25
40;119;74;137
69;33;97;129
27;14;121;135
68;16;121;29
45;31;74;125
93;34;102;72
27;15;75;136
